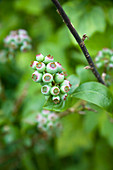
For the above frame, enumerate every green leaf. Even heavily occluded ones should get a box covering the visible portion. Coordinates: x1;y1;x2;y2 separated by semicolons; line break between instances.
107;8;113;25
76;65;96;83
63;2;106;43
72;82;113;113
43;96;77;112
67;74;80;94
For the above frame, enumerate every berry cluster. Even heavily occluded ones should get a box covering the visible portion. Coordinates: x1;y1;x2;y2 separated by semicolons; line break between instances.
4;29;32;52
30;54;71;104
36;110;62;137
95;48;113;70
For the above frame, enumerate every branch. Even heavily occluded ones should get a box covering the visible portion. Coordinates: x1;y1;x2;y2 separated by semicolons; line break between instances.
51;0;105;85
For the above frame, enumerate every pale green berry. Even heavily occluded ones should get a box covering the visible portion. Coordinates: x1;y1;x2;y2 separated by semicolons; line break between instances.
55;73;64;83
43;55;54;64
20;43;32;52
41;85;51;96
50;86;60;95
96;62;103;68
61;80;70;86
36;54;45;62
32;71;42;82
18;29;27;35
52;96;60;104
30;61;38;69
47;122;53;129
46;62;58;74
55;62;63;72
61;94;68;100
110;56;113;62
109;63;113;68
42;73;53;83
36;62;45;72
60;85;70;93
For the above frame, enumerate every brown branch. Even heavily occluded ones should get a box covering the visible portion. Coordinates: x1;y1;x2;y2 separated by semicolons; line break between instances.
51;0;105;85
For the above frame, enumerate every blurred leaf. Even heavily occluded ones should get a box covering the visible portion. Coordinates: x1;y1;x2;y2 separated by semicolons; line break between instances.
63;2;106;41
67;74;80;94
43;96;77;112
14;0;51;16
72;82;113;113
107;8;113;25
56;113;93;157
76;65;96;83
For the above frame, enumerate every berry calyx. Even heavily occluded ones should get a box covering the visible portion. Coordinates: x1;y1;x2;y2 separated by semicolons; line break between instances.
32;71;42;82
52;96;60;104
42;73;53;83
41;85;51;96
46;62;58;74
36;62;45;72
60;85;70;93
50;86;60;95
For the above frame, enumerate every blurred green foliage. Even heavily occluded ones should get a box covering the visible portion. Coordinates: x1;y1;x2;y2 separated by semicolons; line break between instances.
1;0;113;169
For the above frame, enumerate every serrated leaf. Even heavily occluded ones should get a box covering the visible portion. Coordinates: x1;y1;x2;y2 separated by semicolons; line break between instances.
72;82;113;113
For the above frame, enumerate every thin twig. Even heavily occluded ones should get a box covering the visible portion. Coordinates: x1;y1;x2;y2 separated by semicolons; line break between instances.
51;0;105;85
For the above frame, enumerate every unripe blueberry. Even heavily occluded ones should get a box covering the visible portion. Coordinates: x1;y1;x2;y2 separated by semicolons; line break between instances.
32;71;42;82
46;62;58;74
110;56;113;62
52;96;60;104
48;113;58;121
96;62;103;68
42;110;50;115
50;86;60;95
42;73;53;83
10;41;18;49
61;94;68;100
36;53;45;62
55;62;63;72
60;85;70;93
61;80;70;86
43;55;54;64
47;122;53;129
30;61;38;69
20;42;32;52
18;29;27;35
55;73;64;83
41;85;51;96
36;62;45;72
109;63;113;68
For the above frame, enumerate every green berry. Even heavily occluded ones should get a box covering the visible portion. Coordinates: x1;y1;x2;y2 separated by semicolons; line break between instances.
61;94;68;100
55;62;63;72
61;80;70;86
36;54;44;62
41;85;51;96
43;55;54;64
50;86;60;95
32;71;42;82
36;62;45;72
52;96;60;104
55;73;64;83
60;85;70;93
46;62;58;74
30;61;38;69
42;73;53;83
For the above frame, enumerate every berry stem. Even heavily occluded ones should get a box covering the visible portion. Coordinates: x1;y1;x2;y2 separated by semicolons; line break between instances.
51;0;105;85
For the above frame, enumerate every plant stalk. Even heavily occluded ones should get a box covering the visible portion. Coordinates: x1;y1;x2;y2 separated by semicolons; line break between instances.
51;0;105;85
